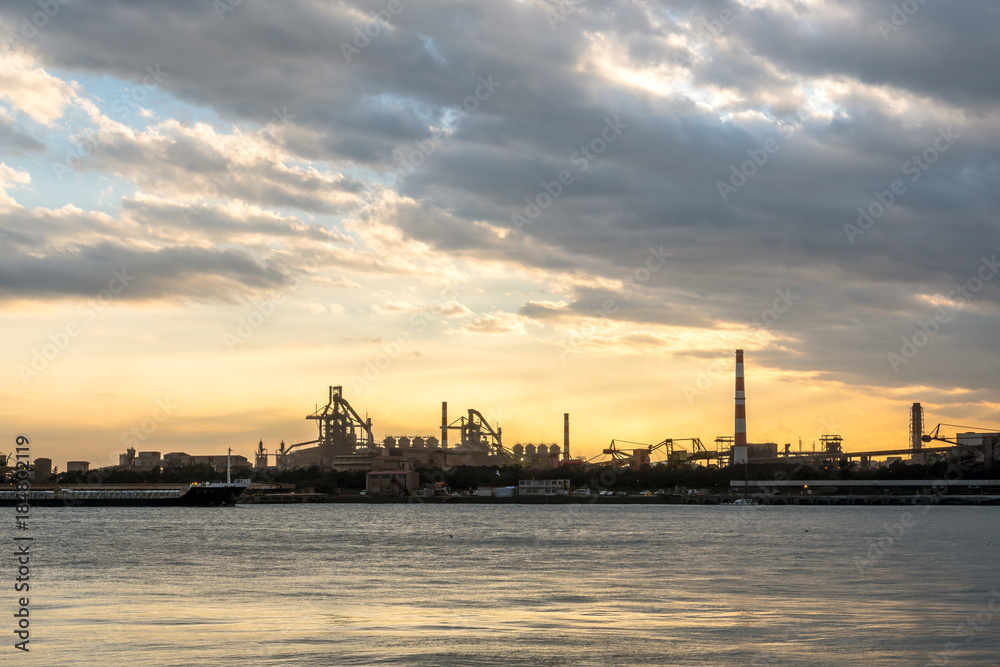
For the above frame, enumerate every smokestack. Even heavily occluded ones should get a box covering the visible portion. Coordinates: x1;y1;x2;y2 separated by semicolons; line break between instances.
563;413;570;461
441;401;448;449
735;349;747;449
910;402;923;451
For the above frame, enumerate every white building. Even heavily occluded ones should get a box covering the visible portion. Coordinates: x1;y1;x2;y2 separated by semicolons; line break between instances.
518;479;570;496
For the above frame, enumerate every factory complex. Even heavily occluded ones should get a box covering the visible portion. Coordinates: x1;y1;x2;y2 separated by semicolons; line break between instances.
239;349;998;475
19;350;999;481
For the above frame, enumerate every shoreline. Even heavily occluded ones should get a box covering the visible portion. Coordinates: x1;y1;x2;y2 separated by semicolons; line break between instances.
240;493;1000;506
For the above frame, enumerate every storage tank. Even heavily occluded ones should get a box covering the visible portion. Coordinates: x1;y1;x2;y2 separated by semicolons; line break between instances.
426;436;440;449
412;436;425;449
383;436;397;448
513;444;524;456
398;436;411;448
549;445;560;455
525;444;536;456
33;457;52;481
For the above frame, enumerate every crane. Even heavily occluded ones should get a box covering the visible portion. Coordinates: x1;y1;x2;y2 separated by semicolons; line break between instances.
598;439;650;468
922;423;1000;465
595;437;704;470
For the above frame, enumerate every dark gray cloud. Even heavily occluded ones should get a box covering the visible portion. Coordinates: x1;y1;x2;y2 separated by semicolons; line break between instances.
0;241;288;301
2;0;998;403
0;111;44;154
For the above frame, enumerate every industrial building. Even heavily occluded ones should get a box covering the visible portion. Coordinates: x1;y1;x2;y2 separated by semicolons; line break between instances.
118;449;163;472
255;387;578;472
588;350;998;472
32;458;52;482
518;479;570;496
247;349;997;476
116;449;251;473
365;470;419;496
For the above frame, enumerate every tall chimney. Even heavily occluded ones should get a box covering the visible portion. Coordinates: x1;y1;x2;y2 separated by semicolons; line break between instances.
563;413;570;461
910;402;923;451
735;349;747;449
441;401;448;449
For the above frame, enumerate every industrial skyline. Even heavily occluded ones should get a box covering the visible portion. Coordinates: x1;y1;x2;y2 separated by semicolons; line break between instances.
1;1;998;466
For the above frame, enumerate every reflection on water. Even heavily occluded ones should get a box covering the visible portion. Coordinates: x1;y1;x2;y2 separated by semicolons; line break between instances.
10;505;1000;666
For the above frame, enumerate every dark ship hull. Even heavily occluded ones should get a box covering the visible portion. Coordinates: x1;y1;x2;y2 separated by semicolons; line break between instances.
0;482;249;507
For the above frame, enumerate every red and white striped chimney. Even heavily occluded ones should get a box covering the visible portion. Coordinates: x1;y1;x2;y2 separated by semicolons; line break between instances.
735;349;747;448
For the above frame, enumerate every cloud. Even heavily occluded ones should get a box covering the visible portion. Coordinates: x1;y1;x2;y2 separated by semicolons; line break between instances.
0;241;289;301
0;162;29;209
76;119;365;214
0;48;93;125
374;299;473;318
0;0;997;420
0;106;44;154
460;311;529;335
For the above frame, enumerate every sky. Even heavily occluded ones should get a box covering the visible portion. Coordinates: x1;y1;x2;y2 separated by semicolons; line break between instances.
0;0;998;468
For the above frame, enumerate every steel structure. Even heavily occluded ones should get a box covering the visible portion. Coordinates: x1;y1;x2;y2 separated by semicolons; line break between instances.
910;403;924;451
280;386;374;461
922;423;1000;464
594;437;707;470
820;435;843;455
444;408;519;463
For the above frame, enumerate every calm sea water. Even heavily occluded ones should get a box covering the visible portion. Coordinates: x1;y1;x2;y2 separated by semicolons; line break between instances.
6;504;1000;666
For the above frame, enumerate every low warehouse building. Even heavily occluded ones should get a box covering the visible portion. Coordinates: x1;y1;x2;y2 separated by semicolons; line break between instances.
366;470;419;496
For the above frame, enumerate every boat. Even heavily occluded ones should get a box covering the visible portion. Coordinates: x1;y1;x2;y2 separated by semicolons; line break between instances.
0;480;251;507
1;449;250;507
